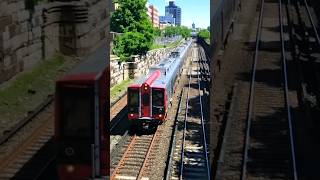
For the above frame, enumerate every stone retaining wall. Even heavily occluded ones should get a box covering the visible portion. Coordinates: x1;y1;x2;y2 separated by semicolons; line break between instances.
110;47;172;87
0;0;108;83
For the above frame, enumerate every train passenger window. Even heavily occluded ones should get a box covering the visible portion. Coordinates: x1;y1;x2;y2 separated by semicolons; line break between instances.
152;89;164;106
128;88;139;107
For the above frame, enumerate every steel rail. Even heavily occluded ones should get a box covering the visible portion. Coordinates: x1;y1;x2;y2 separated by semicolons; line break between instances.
241;0;265;179
137;128;159;179
110;109;127;132
110;135;137;180
164;89;184;180
0;95;53;145
197;47;211;180
279;0;298;179
33;148;57;180
179;67;191;179
302;0;320;47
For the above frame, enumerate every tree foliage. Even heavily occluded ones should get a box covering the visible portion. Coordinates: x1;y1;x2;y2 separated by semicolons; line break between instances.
154;28;161;36
163;26;191;38
198;29;210;40
111;0;156;61
111;0;151;33
113;32;151;61
179;26;192;38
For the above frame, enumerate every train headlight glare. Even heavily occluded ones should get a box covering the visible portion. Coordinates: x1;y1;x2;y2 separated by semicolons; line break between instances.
159;114;162;118
130;114;134;117
144;86;148;90
66;165;74;173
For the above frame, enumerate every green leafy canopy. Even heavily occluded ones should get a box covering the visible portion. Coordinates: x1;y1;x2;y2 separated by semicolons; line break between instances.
163;26;191;38
111;0;156;61
198;29;210;40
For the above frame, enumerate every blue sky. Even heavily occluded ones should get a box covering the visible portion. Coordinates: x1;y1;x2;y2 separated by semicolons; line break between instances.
148;0;210;28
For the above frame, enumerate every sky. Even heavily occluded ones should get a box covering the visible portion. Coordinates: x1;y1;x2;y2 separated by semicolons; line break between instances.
148;0;210;29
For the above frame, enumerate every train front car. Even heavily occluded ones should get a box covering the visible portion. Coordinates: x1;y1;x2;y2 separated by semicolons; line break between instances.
128;70;166;129
127;40;192;130
54;49;109;180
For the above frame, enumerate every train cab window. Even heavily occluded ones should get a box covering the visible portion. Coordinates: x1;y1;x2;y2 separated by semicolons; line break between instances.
152;89;164;106
60;87;93;138
128;88;139;113
128;88;139;106
170;52;179;58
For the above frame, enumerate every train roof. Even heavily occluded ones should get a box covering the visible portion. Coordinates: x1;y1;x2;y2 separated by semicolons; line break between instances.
58;45;109;82
69;45;109;75
128;40;192;88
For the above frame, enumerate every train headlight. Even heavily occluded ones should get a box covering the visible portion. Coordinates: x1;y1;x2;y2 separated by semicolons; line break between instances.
130;114;134;117
144;86;148;90
159;114;162;118
66;165;75;173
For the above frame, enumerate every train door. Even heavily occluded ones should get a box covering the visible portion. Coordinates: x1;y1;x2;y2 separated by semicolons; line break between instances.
55;82;102;179
141;83;151;117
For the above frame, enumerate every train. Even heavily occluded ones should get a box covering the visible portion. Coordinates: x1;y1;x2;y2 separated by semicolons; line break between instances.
127;40;192;129
54;46;109;180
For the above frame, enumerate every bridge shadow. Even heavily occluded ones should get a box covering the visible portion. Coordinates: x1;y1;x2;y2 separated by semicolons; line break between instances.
13;138;58;179
244;40;291;52
110;106;131;136
246;104;320;179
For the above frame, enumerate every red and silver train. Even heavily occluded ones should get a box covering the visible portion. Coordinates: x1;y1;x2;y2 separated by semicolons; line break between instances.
54;47;109;179
127;40;192;129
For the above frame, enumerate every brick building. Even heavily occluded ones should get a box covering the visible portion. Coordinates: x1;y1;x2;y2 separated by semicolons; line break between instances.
146;3;160;28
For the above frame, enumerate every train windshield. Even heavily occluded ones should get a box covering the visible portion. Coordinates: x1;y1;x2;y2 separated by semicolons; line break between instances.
60;86;93;138
170;52;179;58
152;89;164;106
128;88;139;106
128;88;139;113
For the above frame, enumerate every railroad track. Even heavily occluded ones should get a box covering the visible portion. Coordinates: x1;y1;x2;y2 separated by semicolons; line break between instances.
110;127;162;180
165;45;210;180
0;97;55;179
242;0;297;179
289;0;320;126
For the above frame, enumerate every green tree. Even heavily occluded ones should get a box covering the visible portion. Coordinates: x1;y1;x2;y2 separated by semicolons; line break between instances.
113;32;151;61
179;26;192;38
198;29;210;40
163;26;191;38
154;28;161;36
111;0;151;33
111;0;155;61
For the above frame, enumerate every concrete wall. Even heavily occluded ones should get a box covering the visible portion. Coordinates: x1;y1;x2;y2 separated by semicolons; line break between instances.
210;0;239;169
0;0;109;83
110;47;172;87
210;0;239;56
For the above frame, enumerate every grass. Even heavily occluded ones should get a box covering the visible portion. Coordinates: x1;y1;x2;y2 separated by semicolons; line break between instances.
150;38;183;50
110;79;133;103
167;38;183;48
150;43;165;50
0;53;78;131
